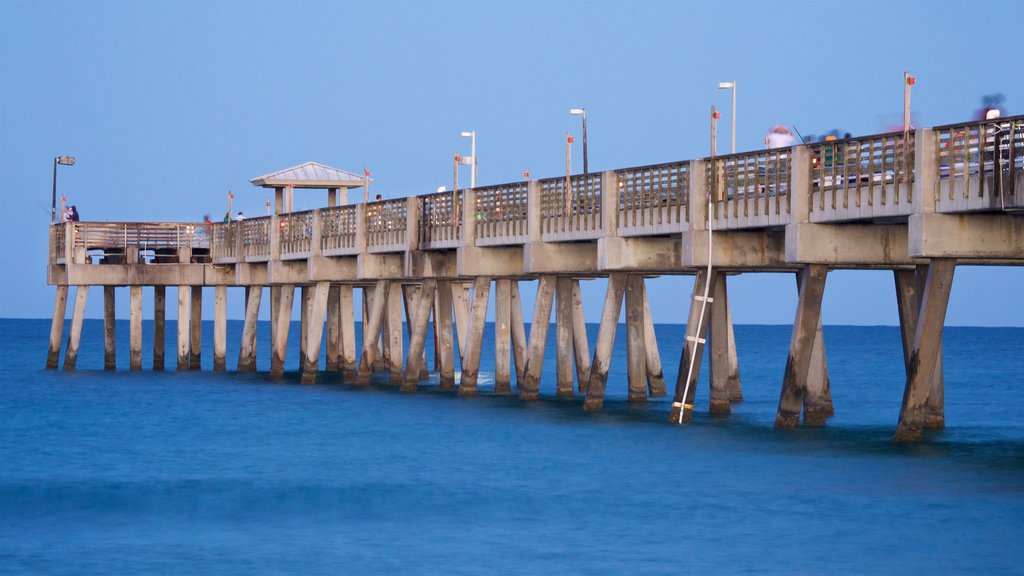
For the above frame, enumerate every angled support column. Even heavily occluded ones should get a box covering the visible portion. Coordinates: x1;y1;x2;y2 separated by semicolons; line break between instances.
153;286;166;371
176;285;190;371
520;275;556;401
402;284;429;380
709;272;735;414
301;282;330;384
725;298;743;402
103;286;116;370
340;285;357;376
641;280;666;396
895;268;945;430
555;277;576;397
459;277;492;396
326;285;340;371
571;279;592;391
270;286;280;354
583;272;627;411
387;282;404;384
435;280;456;389
63;286;89;371
774;265;829;428
895;259;955;442
357;279;390;384
270;284;295;380
129;286;143;371
403;279;437;392
213;285;227;371
625;275;648;402
669;270;718;424
493;279;513;393
510;280;528;388
299;286;310;369
237;286;261;372
46;285;69;369
190;286;202;370
452;281;471;365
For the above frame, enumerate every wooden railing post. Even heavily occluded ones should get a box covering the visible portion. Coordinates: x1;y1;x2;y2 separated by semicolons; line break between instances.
406;197;419;251
461;188;476;247
689;160;708;231
527;180;541;242
602;170;618;238
310;209;322;256
913;127;937;213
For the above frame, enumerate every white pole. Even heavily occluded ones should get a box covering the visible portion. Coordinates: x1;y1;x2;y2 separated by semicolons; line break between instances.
471;131;477;188
731;81;737;154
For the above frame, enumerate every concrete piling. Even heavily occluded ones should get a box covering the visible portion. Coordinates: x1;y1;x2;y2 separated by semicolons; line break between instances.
493;279;512;393
625;275;648;402
509;281;528;387
270;285;295;380
403;278;436;392
570;280;591;391
435;280;456;389
213;286;226;371
63;286;88;371
176;285;190;371
458;276;491;395
189;286;202;370
326;284;341;371
301;282;330;384
237;286;261;372
583;272;627;411
386;282;404;383
103;286;116;370
357;280;389;384
129;285;142;370
555;276;576;397
640;281;666;397
46;285;68;369
153;286;166;371
774;265;828;428
669;270;717;424
520;275;556;401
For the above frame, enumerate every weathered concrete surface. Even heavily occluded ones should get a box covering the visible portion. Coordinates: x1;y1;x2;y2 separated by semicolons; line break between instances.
457;246;524;277
598;236;682;272
682;230;790;269
785;223;919;266
909;213;1024;260
523;242;597;274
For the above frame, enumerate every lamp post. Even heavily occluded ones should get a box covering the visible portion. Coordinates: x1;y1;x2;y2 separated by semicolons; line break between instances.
569;108;587;174
717;81;736;154
460;130;476;188
51;155;75;223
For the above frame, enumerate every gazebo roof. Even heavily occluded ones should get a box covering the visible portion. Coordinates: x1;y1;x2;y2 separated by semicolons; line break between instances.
249;161;371;189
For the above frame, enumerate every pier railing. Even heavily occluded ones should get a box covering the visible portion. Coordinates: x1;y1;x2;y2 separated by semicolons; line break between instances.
709;148;792;229
366;198;407;252
51;223;68;264
474;182;530;246
320;205;359;256
935;115;1023;212
280;210;314;259
242;217;271;261
539;172;603;241
210;222;234;261
418;190;462;249
615;161;689;236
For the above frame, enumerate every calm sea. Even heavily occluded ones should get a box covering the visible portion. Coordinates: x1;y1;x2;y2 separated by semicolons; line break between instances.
1;318;1022;575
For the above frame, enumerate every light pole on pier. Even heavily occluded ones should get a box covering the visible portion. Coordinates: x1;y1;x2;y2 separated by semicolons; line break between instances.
460;131;476;188
51;156;75;223
569;108;588;174
717;81;736;154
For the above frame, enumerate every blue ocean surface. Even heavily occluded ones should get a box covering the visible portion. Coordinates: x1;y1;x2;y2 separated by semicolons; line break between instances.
1;318;1022;575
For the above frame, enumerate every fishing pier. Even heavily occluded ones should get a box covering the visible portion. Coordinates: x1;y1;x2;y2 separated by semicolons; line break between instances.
45;116;1023;442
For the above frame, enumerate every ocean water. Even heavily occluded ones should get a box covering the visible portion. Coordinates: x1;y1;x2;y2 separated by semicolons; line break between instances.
1;318;1022;575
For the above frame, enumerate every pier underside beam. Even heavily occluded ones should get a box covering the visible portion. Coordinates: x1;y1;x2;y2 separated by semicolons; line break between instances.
583;272;627;411
774;265;829;428
46;285;68;369
895;259;956;442
669;270;717;424
459;276;492;396
520;275;556;401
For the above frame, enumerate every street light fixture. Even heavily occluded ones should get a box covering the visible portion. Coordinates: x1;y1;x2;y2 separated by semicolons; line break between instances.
569;108;588;174
460;130;476;188
51;155;76;223
717;81;736;154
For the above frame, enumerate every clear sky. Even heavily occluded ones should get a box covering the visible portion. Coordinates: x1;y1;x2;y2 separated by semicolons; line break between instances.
1;0;1021;326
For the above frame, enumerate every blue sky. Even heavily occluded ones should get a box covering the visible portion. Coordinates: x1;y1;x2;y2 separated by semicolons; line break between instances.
1;0;1021;325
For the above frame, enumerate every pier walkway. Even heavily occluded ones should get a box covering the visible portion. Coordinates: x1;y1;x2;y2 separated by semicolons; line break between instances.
46;117;1024;441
